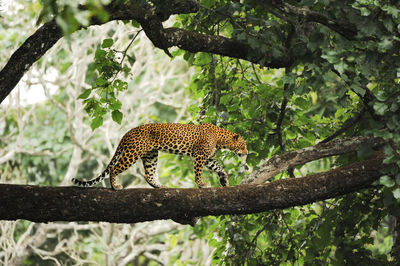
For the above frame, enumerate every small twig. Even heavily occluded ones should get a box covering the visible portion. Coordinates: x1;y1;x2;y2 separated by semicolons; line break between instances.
111;30;143;84
251;63;262;84
251;222;270;245
276;96;288;152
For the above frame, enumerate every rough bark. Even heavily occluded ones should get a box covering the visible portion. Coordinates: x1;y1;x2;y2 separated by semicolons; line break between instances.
0;154;383;225
245;136;385;184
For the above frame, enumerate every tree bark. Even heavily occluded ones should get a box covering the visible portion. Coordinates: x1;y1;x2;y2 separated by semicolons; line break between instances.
245;136;385;184
0;154;383;225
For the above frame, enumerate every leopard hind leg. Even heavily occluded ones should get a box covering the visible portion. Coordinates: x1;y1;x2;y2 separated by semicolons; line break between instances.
142;150;164;188
109;144;150;190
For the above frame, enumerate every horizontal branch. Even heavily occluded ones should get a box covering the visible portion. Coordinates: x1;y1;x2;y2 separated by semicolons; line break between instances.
246;136;384;184
0;154;383;225
163;28;292;67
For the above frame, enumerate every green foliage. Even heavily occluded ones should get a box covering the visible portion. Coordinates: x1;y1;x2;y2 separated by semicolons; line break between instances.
177;0;400;263
38;0;110;32
81;38;131;129
0;102;71;186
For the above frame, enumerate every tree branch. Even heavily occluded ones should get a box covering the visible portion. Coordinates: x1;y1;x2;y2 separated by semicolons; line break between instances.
245;136;385;184
163;28;292;67
0;20;62;104
0;153;384;225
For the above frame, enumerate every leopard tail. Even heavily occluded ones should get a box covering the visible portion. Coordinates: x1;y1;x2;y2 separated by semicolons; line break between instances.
71;144;125;187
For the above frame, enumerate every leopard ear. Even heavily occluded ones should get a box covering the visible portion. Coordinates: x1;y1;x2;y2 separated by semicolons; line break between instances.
233;134;239;141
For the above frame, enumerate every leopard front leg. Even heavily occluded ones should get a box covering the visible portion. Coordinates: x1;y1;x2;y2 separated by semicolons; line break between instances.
205;158;229;186
193;154;207;188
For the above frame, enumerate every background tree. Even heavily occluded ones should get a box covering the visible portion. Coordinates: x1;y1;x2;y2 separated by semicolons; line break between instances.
0;0;399;264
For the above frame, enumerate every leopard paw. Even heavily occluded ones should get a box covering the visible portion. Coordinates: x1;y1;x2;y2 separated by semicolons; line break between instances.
196;182;208;188
111;183;123;190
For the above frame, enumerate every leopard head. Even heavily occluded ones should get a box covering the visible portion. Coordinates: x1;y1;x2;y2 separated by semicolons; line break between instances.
230;133;248;161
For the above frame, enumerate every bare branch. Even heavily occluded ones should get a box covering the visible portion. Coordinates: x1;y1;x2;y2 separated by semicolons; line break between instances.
245;136;385;184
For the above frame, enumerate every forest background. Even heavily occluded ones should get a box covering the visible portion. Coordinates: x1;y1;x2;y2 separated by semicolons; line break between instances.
0;0;400;265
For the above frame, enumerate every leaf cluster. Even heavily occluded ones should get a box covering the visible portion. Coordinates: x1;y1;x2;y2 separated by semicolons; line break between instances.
79;38;132;130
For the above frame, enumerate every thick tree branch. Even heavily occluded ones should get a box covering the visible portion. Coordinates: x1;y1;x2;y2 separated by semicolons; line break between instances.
245;136;385;184
0;20;62;104
163;28;292;67
0;155;383;225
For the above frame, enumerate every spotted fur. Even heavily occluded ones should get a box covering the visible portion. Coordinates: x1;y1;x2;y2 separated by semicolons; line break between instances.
72;123;247;190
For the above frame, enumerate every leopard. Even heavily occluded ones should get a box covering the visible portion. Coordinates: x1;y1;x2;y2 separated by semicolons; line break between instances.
71;123;247;190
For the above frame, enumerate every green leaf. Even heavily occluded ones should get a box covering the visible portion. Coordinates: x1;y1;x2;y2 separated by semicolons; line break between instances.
78;89;91;99
220;94;232;105
380;175;395;187
90;116;103;130
127;54;136;65
357;142;373;159
352;85;365;97
93;8;109;23
102;38;114;48
373;102;388;115
95;49;107;59
109;100;122;110
96;77;108;86
236;32;247;41
333;61;347;76
187;104;200;114
378;37;393;52
111;110;123;124
393;188;400;199
113;80;128;91
194;53;212;66
131;21;141;28
321;51;339;64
